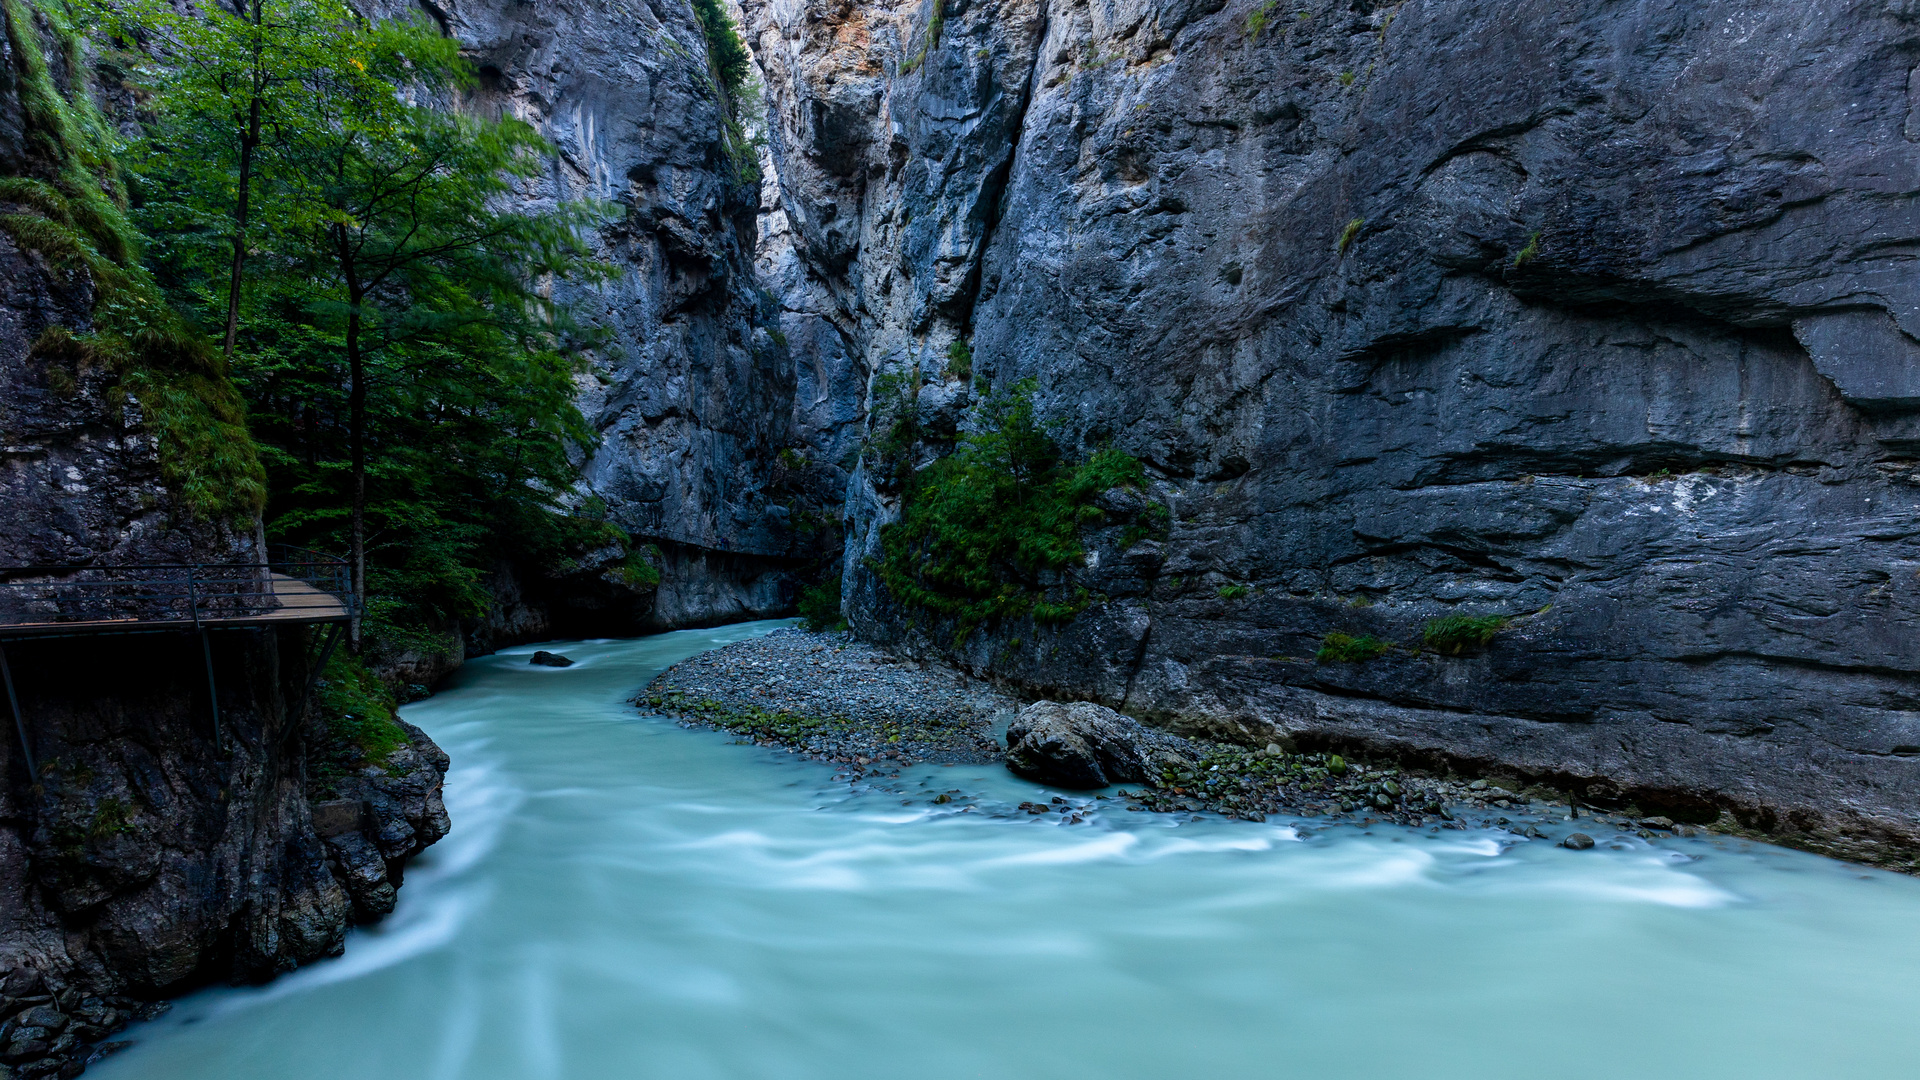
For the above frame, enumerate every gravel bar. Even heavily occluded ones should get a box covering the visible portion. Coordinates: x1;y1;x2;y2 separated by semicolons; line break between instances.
639;628;1016;777
640;628;1698;842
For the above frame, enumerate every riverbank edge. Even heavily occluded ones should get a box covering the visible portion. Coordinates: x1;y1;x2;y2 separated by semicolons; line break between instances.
638;628;1725;846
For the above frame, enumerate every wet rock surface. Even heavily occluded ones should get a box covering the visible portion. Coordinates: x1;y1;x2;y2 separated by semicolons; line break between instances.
0;630;449;1079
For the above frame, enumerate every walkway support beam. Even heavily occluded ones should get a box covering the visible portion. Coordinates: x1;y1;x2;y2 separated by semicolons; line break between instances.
199;628;223;750
0;644;35;778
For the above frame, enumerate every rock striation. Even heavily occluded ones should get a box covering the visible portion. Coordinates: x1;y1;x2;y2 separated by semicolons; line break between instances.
743;0;1920;865
361;0;854;649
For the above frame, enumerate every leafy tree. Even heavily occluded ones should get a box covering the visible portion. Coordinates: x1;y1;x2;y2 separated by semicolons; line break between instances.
691;0;750;99
112;0;615;648
94;0;440;361
275;87;609;641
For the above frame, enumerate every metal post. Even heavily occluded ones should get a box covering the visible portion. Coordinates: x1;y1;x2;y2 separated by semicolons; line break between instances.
285;624;342;749
0;644;34;779
200;628;223;750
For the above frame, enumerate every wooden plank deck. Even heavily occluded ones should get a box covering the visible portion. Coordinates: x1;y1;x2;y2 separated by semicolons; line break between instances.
0;574;349;638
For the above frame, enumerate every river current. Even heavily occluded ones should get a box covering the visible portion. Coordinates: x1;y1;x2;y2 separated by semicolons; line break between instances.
93;621;1920;1079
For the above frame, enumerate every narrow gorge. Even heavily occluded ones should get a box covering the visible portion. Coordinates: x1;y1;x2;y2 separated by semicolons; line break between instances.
2;0;1919;1074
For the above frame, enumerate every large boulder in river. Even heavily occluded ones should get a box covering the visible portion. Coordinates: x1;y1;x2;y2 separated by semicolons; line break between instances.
1005;701;1194;789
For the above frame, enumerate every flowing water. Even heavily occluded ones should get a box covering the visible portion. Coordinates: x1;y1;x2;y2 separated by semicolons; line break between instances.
93;621;1920;1079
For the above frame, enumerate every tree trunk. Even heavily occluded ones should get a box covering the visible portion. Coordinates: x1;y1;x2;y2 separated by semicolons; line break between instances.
222;97;261;361
222;0;265;361
343;228;366;650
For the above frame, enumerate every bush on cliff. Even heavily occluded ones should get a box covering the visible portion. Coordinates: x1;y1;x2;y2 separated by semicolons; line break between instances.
798;574;847;632
310;650;410;792
875;379;1149;636
1422;614;1509;654
1316;632;1390;663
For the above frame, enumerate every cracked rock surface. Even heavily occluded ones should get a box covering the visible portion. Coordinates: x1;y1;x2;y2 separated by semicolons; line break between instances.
743;0;1920;866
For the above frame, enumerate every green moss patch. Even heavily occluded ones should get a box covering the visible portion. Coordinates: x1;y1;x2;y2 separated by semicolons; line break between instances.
0;0;265;523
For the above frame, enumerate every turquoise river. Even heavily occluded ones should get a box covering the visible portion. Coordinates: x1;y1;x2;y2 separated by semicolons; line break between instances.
91;621;1920;1079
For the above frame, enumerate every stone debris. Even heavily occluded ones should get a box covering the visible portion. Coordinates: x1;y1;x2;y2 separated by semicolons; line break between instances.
641;630;1708;848
640;628;1014;777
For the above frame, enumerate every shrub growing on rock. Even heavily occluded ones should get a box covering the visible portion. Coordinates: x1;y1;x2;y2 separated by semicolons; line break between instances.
875;379;1153;636
798;575;847;632
1316;632;1390;663
1422;614;1510;654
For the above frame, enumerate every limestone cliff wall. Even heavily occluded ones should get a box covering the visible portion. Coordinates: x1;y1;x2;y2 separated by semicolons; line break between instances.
372;0;854;648
747;0;1920;864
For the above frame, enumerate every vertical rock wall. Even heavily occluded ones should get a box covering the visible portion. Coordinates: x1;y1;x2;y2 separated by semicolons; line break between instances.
747;0;1920;864
0;10;447;1074
386;0;855;641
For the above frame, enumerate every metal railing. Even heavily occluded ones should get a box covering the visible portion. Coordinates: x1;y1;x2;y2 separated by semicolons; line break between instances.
0;545;355;635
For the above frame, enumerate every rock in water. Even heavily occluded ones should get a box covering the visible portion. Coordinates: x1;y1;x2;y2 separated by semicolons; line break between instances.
1561;833;1596;850
530;651;575;667
1004;701;1192;789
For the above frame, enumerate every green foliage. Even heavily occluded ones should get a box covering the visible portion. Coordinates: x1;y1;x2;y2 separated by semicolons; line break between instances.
865;367;926;489
1422;614;1509;654
1339;69;1356;87
1120;501;1172;548
944;338;972;382
1316;632;1390;663
1;0;136;262
618;546;663;589
1217;584;1250;600
691;0;751;99
798;574;846;631
1336;216;1364;253
899;0;946;75
0;0;266;523
313;650;407;773
102;0;617;637
1513;231;1541;266
875;379;1149;635
89;795;132;839
1245;0;1280;39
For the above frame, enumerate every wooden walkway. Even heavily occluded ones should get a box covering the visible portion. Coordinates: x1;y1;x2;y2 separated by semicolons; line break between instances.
0;548;355;640
0;573;349;638
0;551;356;770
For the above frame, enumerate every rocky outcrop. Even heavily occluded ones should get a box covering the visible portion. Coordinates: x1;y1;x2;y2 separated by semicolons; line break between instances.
746;0;1920;865
0;628;448;1077
1005;700;1193;788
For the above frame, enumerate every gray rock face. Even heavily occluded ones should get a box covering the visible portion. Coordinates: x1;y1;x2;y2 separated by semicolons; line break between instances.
378;0;850;636
747;0;1920;863
0;627;448;1076
1005;700;1193;788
